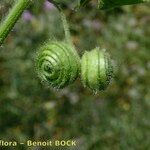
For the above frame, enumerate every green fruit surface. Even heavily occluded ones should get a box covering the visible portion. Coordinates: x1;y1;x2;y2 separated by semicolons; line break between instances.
81;48;113;91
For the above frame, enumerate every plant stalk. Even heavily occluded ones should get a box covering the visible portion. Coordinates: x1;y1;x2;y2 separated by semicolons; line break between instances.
0;0;32;45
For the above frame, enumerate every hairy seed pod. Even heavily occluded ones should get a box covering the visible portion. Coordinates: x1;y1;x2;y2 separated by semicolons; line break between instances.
81;47;113;91
99;0;149;10
36;41;80;89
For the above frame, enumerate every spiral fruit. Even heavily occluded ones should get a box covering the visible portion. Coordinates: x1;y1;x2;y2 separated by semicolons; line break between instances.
36;41;80;89
81;47;113;91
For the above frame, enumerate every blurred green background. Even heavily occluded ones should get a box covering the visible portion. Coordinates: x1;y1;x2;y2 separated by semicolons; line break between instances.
0;0;150;149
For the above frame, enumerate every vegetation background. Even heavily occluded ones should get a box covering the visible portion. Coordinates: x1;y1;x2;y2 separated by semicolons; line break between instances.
0;0;150;149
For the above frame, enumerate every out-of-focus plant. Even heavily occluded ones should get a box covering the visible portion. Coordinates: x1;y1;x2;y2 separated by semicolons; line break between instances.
0;1;150;149
0;0;149;91
0;0;149;45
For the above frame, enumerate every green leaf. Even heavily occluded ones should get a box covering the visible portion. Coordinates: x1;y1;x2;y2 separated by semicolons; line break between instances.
98;0;149;10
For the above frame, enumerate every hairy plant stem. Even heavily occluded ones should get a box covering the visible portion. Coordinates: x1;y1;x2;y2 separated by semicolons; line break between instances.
47;0;74;47
0;0;32;45
60;11;73;47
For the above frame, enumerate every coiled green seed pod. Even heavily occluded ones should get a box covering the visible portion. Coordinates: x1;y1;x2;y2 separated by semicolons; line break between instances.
36;41;80;89
81;47;113;91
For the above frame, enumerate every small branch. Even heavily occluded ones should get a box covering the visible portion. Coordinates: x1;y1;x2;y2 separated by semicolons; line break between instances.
60;11;72;46
47;0;73;46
